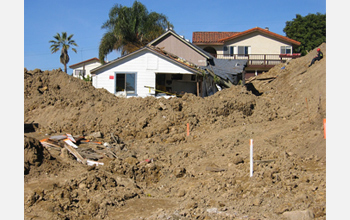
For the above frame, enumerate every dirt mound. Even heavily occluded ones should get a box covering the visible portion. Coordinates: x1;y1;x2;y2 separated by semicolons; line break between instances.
25;167;142;219
24;136;53;175
24;43;326;219
24;67;258;143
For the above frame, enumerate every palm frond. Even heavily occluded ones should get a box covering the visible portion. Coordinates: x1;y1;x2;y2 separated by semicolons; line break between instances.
67;34;74;41
99;0;174;58
99;32;119;63
49;31;78;70
62;32;67;40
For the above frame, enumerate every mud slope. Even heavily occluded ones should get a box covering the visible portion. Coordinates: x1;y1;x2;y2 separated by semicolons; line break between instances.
24;44;326;219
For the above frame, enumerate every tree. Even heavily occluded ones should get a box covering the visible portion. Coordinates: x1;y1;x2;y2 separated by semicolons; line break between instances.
49;32;78;73
99;0;173;63
283;13;326;56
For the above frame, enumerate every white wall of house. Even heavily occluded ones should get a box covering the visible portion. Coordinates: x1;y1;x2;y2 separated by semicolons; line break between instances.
72;62;101;78
92;49;196;97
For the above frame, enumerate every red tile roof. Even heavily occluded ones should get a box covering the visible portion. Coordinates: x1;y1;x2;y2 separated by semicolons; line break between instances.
219;27;301;46
192;27;301;46
192;32;239;44
69;57;100;68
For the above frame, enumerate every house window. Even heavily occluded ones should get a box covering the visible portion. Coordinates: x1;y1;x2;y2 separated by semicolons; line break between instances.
238;46;250;55
115;73;136;94
74;69;85;77
229;46;234;56
281;46;292;54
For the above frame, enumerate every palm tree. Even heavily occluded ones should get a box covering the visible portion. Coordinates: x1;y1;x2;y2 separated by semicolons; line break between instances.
49;32;78;73
99;1;173;64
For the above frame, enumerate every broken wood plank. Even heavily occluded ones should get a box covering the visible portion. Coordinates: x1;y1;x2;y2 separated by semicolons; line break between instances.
110;133;120;144
246;76;257;83
86;160;104;166
205;167;227;172
63;141;86;164
246;76;277;84
48;135;67;141
40;139;62;150
63;139;79;149
256;76;277;81
66;133;76;143
78;149;104;160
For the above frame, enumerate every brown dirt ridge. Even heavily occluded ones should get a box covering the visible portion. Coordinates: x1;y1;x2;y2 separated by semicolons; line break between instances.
24;43;326;219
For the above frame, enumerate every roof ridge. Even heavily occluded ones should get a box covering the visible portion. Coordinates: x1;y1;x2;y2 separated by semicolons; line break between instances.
218;27;301;45
69;57;100;68
192;31;240;44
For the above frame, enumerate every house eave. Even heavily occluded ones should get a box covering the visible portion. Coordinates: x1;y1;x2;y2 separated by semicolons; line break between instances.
193;42;224;46
69;58;100;69
218;27;301;46
90;46;204;76
148;29;213;60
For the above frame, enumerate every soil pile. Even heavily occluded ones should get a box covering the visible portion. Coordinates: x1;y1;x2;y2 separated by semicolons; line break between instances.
24;136;53;175
24;44;326;219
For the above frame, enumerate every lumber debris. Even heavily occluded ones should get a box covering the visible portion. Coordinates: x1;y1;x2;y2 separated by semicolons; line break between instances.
205;166;227;172
63;140;86;164
39;133;118;166
246;75;277;84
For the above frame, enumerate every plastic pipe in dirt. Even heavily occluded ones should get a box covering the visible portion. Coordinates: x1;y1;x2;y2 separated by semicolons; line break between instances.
250;139;253;177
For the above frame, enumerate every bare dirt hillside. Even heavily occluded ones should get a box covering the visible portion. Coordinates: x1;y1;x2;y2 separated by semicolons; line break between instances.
24;43;326;219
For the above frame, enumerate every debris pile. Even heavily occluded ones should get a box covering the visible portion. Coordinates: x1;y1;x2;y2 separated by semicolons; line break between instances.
24;44;326;219
40;133;114;166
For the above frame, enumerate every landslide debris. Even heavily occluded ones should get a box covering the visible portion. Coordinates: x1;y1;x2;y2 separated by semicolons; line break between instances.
24;44;326;219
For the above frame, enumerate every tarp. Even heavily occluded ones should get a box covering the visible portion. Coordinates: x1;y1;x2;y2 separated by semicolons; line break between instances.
206;58;247;84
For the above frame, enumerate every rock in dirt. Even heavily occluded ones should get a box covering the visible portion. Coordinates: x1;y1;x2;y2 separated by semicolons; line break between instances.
124;157;139;166
86;131;103;139
282;209;314;220
232;155;244;165
174;167;186;178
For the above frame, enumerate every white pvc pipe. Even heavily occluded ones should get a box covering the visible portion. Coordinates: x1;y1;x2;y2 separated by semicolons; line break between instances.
250;139;253;177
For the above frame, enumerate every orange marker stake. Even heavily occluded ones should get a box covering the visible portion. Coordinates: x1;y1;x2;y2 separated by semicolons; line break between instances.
323;118;326;139
187;123;190;136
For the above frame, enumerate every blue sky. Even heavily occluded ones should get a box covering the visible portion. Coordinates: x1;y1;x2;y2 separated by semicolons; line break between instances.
24;0;326;73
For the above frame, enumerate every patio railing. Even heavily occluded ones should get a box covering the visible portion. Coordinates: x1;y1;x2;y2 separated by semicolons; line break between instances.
216;54;301;66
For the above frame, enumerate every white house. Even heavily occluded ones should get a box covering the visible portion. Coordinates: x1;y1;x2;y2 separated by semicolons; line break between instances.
193;27;301;79
91;46;204;98
90;30;247;98
69;57;102;79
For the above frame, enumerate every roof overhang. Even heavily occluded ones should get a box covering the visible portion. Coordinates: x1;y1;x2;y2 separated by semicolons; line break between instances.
219;27;301;46
90;46;205;76
69;57;100;69
148;29;213;60
193;42;224;46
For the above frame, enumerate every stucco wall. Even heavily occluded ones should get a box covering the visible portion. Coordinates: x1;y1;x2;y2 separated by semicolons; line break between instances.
198;32;293;56
153;34;207;66
223;32;293;54
71;62;101;78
